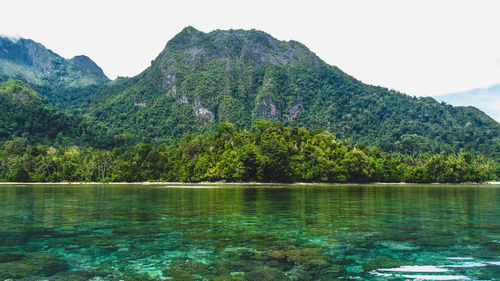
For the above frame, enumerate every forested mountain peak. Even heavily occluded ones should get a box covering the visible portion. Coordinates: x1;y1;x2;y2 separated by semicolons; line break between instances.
0;36;109;107
0;36;108;81
158;26;322;67
85;27;499;160
0;27;490;161
70;55;108;80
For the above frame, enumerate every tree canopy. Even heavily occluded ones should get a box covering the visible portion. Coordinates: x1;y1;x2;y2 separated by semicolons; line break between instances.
1;122;497;183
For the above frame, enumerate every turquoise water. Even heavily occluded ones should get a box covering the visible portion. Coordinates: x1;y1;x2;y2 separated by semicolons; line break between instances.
0;184;498;280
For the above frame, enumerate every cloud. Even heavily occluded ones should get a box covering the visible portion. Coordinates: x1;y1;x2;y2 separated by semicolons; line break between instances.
0;34;20;43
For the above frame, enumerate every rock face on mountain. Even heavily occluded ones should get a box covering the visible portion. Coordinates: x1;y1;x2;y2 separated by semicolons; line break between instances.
0;36;109;106
83;27;499;158
70;55;108;79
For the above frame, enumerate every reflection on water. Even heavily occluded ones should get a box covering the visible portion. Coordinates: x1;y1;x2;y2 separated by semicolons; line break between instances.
0;184;498;280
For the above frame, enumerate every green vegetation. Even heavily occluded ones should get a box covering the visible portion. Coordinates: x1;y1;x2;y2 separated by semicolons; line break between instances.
0;80;82;146
0;122;496;183
0;80;116;148
0;36;109;108
1;29;499;184
80;27;500;160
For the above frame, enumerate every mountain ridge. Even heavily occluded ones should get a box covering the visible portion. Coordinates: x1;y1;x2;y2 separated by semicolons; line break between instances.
0;28;498;160
0;36;109;107
436;84;500;122
81;27;499;159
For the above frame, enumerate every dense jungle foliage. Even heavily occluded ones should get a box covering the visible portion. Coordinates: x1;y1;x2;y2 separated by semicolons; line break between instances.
1;30;499;160
0;121;497;183
81;27;500;160
1;29;499;184
0;80;118;148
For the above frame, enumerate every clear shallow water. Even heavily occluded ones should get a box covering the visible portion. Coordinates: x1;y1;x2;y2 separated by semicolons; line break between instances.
0;184;498;280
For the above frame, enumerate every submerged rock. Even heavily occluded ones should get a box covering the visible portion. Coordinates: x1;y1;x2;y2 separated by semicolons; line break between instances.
163;268;195;281
163;260;212;280
210;273;245;281
0;252;24;263
378;241;420;251
113;273;158;281
214;259;264;275
267;248;327;264
73;235;116;247
45;270;96;281
0;252;68;279
305;258;329;269
243;267;290;281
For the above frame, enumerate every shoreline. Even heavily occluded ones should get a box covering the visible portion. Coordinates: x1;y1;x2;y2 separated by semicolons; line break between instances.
0;181;498;185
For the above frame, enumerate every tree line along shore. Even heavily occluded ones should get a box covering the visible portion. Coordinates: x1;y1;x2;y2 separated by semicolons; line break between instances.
1;122;498;183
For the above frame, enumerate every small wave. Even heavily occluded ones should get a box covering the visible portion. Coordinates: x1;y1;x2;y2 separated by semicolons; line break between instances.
445;262;486;268
369;270;392;277
372;267;471;280
401;275;470;280
379;265;448;273
446;257;474;260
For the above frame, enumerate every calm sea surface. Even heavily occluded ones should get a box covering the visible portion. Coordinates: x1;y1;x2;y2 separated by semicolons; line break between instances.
0;184;498;280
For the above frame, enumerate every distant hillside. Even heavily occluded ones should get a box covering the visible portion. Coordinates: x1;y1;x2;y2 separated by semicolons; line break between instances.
0;36;109;107
436;84;500;122
83;27;500;159
0;80;111;147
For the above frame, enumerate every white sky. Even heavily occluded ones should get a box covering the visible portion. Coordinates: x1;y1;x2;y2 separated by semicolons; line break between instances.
1;0;500;97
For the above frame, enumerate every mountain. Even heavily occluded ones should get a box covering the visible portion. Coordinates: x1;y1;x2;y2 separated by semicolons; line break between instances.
0;80;110;147
1;29;497;160
83;27;499;159
436;84;500;122
0;36;109;107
